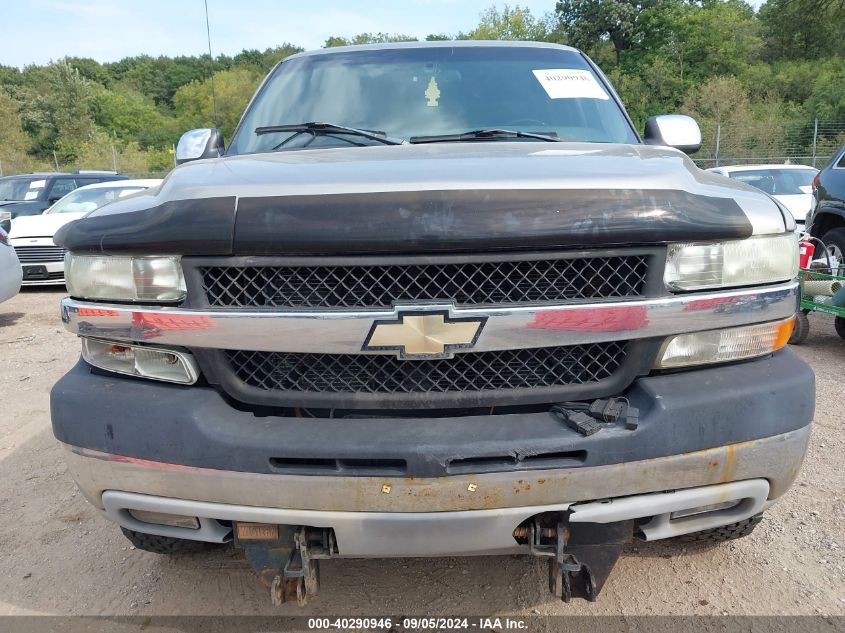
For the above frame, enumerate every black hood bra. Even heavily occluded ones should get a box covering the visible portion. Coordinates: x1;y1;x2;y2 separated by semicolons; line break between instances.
56;187;751;256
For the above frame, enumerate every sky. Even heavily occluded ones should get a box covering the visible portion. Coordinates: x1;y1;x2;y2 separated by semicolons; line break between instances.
0;0;560;68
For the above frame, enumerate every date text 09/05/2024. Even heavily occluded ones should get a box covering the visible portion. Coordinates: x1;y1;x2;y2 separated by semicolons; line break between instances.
306;617;528;630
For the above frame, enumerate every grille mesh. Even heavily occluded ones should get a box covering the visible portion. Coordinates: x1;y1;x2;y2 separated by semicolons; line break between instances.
201;255;649;309
14;245;65;263
226;342;627;395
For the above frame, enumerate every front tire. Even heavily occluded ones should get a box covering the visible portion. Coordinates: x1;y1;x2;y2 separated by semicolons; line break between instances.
835;317;845;339
789;311;810;345
120;527;224;555
821;227;845;274
673;514;763;544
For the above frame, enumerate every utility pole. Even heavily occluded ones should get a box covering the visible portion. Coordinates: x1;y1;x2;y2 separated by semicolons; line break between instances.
714;125;721;168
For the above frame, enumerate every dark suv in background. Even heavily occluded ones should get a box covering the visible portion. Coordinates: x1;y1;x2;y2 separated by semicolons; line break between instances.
808;144;845;266
0;171;128;232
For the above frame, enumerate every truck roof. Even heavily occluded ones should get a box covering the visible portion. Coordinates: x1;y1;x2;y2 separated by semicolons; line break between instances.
0;171;125;179
286;40;580;60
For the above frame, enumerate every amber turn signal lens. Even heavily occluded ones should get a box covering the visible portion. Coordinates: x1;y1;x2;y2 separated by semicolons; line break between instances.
657;316;796;369
773;315;796;351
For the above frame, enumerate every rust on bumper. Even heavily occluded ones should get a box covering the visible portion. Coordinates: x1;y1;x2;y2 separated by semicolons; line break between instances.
63;426;810;513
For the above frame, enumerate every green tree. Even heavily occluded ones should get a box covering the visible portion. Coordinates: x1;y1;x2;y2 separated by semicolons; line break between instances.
111;55;211;109
458;5;552;40
17;61;94;162
682;76;759;161
759;0;845;60
803;61;845;121
0;65;23;88
324;33;417;47
64;57;110;85
90;86;179;148
0;93;43;174
173;68;264;141
555;0;659;64
230;44;302;74
324;36;350;47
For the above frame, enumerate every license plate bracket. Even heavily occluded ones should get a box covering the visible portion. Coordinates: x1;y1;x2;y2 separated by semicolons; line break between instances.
22;265;49;280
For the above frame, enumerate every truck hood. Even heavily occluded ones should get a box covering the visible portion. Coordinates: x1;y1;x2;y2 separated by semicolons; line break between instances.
56;142;785;255
10;212;86;239
774;193;813;223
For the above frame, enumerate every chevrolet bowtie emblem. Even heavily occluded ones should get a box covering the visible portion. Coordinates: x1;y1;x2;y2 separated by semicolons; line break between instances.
363;310;486;360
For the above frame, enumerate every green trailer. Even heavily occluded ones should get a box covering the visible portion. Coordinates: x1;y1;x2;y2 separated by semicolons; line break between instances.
789;270;845;344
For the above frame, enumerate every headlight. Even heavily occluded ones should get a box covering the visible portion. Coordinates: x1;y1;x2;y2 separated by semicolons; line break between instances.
82;338;199;384
656;317;795;369
664;234;798;291
65;254;186;302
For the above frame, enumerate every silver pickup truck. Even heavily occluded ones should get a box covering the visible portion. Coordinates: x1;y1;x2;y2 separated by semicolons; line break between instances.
51;41;814;606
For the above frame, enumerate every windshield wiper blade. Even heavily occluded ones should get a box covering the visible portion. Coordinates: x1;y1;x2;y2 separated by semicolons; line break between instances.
255;122;404;146
410;129;560;144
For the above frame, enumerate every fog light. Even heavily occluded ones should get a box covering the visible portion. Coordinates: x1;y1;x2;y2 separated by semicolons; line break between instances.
128;509;200;529
670;501;740;520
82;338;199;384
656;317;794;368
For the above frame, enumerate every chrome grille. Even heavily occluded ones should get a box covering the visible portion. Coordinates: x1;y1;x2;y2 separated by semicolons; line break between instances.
201;254;649;309
225;342;627;395
14;245;65;263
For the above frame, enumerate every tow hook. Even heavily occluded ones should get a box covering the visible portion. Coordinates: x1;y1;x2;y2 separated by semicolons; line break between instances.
236;524;335;607
517;516;633;602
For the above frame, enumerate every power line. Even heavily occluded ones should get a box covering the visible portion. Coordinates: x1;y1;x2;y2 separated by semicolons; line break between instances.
204;0;219;128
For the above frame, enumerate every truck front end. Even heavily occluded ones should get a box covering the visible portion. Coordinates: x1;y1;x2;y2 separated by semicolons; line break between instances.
50;42;814;605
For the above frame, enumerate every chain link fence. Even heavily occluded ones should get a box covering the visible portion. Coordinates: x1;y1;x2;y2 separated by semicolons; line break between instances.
2;119;844;177
692;119;845;169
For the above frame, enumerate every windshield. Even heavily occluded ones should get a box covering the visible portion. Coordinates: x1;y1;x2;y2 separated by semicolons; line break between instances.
0;176;48;202
46;186;146;214
728;168;818;195
229;46;637;155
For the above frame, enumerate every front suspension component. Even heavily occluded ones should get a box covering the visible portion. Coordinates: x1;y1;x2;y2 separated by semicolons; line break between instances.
519;515;632;602
237;524;335;607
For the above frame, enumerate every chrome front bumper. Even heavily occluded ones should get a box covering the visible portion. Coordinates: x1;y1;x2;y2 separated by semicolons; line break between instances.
59;281;799;354
63;425;809;555
101;479;772;556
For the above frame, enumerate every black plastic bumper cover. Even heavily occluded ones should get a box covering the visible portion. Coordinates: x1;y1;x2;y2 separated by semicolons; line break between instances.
51;349;814;478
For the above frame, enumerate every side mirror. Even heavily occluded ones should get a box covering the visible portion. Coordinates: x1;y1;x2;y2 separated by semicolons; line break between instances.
175;128;225;164
643;115;701;155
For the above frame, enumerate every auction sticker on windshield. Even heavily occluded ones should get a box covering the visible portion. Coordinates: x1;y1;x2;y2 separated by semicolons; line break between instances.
532;68;609;100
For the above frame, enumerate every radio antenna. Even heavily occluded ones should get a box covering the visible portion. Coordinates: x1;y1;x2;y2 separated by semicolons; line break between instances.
204;0;219;128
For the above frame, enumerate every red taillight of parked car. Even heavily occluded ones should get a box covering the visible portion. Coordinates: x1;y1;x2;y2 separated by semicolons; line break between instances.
812;173;820;191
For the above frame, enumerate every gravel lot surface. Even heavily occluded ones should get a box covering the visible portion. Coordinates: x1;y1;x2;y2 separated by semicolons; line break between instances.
0;288;842;618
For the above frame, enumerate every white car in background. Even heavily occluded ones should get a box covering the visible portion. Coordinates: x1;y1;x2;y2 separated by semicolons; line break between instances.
9;179;162;285
0;227;22;303
707;164;818;230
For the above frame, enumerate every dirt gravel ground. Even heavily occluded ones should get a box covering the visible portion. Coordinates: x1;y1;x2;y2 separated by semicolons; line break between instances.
0;288;843;619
